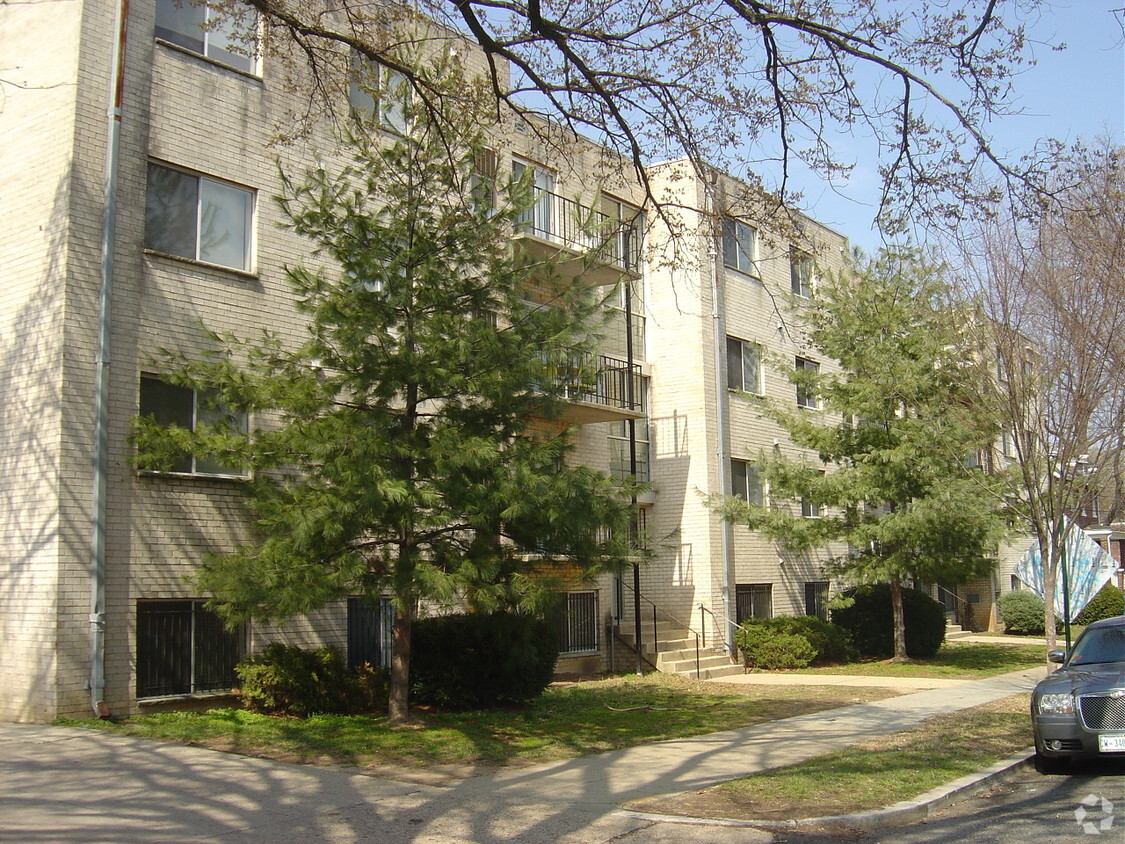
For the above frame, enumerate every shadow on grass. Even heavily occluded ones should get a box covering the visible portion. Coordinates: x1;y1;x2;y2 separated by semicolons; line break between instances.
57;675;895;771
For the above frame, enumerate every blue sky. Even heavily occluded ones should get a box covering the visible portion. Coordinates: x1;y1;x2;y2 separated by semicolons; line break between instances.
790;1;1125;252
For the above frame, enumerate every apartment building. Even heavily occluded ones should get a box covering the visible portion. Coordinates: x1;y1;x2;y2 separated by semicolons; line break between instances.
0;0;849;721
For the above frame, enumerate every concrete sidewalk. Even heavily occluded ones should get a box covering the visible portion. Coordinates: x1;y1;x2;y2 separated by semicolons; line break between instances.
0;667;1045;844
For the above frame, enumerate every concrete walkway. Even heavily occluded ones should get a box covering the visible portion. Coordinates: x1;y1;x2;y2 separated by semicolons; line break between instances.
0;667;1045;844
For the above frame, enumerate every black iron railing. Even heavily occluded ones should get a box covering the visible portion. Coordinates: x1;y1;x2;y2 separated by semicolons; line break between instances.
557;353;645;413
516;188;641;273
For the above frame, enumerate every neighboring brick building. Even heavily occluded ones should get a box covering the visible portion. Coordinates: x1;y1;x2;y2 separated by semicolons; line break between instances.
1;0;851;721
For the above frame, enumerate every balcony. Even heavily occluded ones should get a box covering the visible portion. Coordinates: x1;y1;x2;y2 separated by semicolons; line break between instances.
515;189;641;287
554;353;647;424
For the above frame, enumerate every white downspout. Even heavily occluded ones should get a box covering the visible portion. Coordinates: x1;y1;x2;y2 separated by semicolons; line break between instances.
703;171;734;653
90;0;129;718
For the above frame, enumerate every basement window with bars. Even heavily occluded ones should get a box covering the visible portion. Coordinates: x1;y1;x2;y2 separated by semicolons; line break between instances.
735;583;773;623
557;591;598;655
136;600;245;699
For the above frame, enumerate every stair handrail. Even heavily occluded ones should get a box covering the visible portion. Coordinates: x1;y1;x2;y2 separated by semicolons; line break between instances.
696;603;743;659
616;579;703;679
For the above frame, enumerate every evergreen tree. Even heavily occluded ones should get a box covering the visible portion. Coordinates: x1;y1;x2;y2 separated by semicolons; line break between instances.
134;62;635;721
715;249;1015;660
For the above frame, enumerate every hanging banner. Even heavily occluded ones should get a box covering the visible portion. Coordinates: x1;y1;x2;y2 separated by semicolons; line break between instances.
1014;519;1117;622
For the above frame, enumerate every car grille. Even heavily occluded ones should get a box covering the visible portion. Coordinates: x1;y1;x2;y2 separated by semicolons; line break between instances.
1078;693;1125;730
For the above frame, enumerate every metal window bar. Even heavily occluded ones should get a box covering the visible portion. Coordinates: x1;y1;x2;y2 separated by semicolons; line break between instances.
558;592;598;654
136;601;244;698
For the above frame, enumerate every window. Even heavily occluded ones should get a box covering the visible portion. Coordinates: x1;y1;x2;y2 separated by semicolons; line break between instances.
145;163;253;271
730;459;763;506
804;581;830;621
558;591;598;654
470;147;499;212
608;418;650;482
801;495;822;519
139;375;248;477
347;597;394;670
512;158;555;238
735;583;772;622
722;218;758;276
790;248;814;297
348;52;411;134
136;600;245;698
155;0;258;74
1010;575;1022;591
1000;429;1017;459
795;357;819;409
726;337;762;394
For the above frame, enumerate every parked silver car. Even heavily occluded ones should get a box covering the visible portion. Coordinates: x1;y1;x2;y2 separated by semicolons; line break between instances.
1031;615;1125;772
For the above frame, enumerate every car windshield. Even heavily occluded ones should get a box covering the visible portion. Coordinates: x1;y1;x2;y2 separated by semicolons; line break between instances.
1068;626;1125;666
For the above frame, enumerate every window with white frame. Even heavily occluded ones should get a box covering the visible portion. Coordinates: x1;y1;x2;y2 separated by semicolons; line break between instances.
726;336;762;394
722;218;758;276
154;0;259;74
557;591;598;654
608;418;650;482
801;495;822;518
145;162;253;271
512;158;555;239
795;357;819;409
348;52;411;134
790;247;814;297
138;376;248;478
730;459;764;506
136;600;246;698
1000;429;1017;459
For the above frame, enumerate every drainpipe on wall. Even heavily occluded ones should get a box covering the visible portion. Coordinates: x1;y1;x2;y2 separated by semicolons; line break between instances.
90;0;129;719
703;171;734;653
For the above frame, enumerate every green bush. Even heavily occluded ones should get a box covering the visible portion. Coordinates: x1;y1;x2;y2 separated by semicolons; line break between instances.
1074;583;1125;625
735;624;818;669
410;613;558;709
831;584;947;658
996;589;1046;635
734;615;856;668
235;643;374;717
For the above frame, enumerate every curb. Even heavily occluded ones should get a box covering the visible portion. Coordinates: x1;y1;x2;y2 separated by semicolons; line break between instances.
622;748;1036;833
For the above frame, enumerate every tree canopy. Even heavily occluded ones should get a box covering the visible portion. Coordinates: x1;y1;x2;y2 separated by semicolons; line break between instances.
714;248;1015;658
952;141;1125;649
134;61;637;720
219;0;1062;232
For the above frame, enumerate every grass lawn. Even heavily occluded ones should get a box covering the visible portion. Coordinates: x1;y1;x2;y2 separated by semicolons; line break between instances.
635;693;1033;822
782;640;1046;678
57;674;897;772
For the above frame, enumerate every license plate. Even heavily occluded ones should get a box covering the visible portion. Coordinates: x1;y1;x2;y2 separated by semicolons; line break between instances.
1098;735;1125;752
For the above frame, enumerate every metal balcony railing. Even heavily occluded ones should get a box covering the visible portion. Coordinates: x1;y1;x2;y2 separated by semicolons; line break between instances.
516;188;641;274
556;354;645;414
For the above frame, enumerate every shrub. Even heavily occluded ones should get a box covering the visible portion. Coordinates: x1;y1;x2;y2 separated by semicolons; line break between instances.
996;590;1046;635
1074;583;1125;625
235;643;368;717
766;615;858;664
831;584;947;658
410;613;558;709
735;624;818;670
734;615;856;668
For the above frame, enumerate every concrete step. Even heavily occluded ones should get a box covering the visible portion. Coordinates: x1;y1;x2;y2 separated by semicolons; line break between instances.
658;653;739;674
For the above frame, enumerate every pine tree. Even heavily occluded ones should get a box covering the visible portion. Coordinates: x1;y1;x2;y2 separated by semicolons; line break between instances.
715;248;1015;660
134;61;635;721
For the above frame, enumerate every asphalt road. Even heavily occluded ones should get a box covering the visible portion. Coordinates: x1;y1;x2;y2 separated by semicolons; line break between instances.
772;759;1125;844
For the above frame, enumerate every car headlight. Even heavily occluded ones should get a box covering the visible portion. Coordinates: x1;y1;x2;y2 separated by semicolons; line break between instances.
1037;693;1075;715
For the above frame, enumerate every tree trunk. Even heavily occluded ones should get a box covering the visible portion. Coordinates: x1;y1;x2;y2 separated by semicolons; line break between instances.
890;577;908;662
387;598;414;723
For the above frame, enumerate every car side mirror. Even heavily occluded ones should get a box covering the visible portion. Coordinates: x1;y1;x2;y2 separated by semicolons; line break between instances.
1047;649;1066;664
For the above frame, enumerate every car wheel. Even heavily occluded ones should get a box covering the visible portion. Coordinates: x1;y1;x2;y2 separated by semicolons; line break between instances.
1034;751;1071;775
